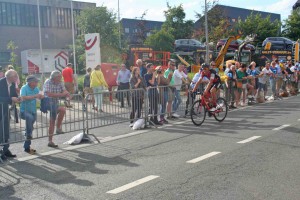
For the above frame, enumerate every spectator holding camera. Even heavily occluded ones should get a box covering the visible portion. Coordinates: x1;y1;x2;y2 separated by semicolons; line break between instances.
129;67;145;127
157;66;171;124
144;63;162;125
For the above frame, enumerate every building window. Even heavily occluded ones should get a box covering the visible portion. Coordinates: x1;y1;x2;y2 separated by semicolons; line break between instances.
125;28;130;33
0;52;11;64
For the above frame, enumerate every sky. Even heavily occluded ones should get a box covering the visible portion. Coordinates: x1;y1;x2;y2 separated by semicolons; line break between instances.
78;0;296;22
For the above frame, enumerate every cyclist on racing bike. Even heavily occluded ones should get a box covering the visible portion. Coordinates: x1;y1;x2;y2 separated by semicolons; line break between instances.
192;63;221;111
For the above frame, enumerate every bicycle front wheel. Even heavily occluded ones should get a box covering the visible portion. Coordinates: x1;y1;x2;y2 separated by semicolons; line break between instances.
191;100;206;126
213;97;228;122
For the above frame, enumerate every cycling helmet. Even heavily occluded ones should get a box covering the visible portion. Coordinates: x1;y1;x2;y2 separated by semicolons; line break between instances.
201;63;210;69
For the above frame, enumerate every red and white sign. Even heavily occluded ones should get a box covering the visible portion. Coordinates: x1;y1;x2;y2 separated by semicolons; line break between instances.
21;49;69;74
85;33;101;69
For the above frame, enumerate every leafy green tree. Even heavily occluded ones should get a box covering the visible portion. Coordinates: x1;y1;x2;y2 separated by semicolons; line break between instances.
282;10;300;41
162;3;194;39
75;6;121;67
7;40;18;67
237;12;281;44
144;29;175;51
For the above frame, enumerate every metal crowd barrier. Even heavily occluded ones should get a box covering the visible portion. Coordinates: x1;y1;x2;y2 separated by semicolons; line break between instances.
1;80;297;146
1;94;85;145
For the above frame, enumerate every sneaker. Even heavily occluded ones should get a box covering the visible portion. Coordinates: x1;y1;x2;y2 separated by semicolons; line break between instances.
48;142;58;148
162;118;169;124
209;107;216;112
230;105;237;109
172;113;180;118
129;123;134;127
56;129;64;134
24;148;36;155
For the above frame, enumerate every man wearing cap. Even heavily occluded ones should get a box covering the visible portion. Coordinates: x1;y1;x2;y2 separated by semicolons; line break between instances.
20;75;44;154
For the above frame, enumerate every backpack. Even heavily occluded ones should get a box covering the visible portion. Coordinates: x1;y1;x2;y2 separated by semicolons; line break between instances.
40;97;50;113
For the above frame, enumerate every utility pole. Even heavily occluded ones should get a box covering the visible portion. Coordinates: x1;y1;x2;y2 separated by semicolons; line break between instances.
37;0;44;86
205;0;209;64
118;0;121;49
71;0;77;74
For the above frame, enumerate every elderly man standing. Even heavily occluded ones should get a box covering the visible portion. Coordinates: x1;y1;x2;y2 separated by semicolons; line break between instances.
172;62;190;117
0;70;20;162
117;64;131;108
20;75;44;154
43;71;70;148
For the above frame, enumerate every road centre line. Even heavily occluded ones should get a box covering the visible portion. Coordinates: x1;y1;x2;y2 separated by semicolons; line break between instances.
186;151;221;164
272;124;291;131
106;175;160;194
237;136;261;144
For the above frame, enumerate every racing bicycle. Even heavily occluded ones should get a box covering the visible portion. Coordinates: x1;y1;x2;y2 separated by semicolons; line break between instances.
190;92;228;126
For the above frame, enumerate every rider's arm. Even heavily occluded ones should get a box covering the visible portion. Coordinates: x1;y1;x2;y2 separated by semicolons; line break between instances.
204;79;214;94
192;77;203;92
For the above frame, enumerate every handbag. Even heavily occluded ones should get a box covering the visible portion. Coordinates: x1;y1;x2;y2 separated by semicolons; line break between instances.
40;97;50;113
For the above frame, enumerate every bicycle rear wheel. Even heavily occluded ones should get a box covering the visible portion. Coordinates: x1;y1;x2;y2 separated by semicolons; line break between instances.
213;97;228;122
191;100;206;126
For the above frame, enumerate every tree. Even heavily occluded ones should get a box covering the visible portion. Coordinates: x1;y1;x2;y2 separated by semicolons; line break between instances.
7;40;18;67
144;29;174;51
75;6;121;67
162;3;194;39
209;19;236;44
282;10;300;41
237;12;281;44
134;11;149;45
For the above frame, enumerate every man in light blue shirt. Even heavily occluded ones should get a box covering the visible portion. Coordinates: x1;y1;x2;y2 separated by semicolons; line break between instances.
117;64;131;107
20;75;44;154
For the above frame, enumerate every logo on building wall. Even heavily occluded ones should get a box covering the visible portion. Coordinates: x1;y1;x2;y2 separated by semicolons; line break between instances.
54;51;69;71
85;36;98;50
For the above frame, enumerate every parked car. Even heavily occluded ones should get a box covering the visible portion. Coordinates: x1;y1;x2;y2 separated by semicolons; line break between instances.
216;39;255;51
174;39;205;52
262;37;294;50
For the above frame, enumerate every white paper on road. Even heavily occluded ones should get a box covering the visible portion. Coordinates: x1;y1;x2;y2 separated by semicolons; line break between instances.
63;132;84;145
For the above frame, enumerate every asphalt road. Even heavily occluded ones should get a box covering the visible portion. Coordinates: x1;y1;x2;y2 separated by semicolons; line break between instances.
1;96;300;200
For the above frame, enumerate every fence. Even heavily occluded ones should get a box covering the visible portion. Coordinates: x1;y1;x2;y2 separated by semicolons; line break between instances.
0;94;85;146
0;81;296;146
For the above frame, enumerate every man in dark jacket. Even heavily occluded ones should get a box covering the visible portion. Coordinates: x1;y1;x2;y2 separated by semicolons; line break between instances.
0;70;20;162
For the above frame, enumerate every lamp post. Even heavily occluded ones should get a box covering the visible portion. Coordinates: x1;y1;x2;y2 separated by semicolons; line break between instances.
37;0;44;85
118;0;121;49
70;0;77;75
205;0;209;64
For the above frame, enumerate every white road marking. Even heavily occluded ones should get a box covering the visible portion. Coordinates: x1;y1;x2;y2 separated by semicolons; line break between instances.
272;124;291;131
106;175;160;194
63;143;92;150
186;152;221;164
237;136;261;144
17;155;39;162
40;149;63;156
99;130;149;143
